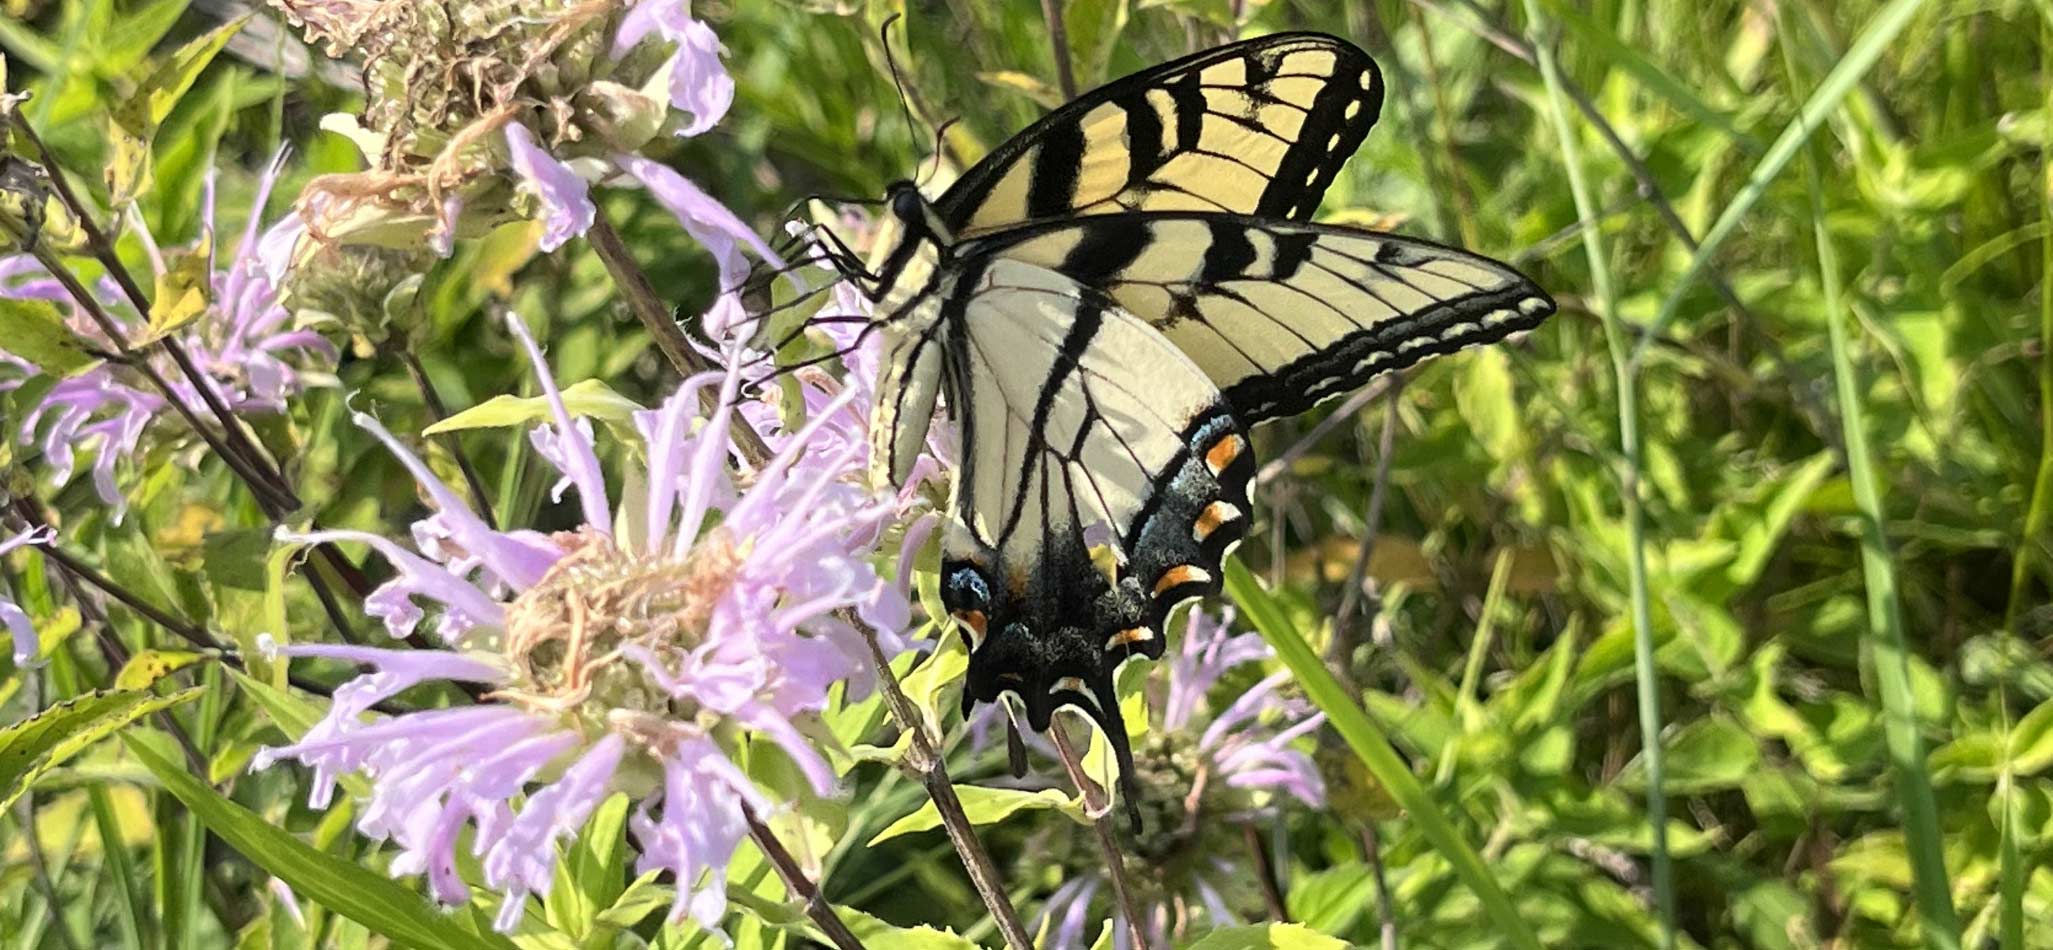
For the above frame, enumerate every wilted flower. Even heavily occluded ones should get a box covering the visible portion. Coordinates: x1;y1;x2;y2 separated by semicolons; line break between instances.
253;311;914;933
2;525;52;667
1;153;333;521
1032;608;1326;950
272;0;740;263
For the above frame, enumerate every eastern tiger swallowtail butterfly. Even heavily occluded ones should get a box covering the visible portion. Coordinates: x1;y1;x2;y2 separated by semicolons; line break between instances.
815;31;1553;823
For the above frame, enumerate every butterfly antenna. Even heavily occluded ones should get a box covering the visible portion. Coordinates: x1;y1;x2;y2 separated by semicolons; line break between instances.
915;115;962;190
880;14;928;157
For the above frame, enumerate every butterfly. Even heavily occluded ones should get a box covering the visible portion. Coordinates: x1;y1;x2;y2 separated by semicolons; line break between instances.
805;31;1553;822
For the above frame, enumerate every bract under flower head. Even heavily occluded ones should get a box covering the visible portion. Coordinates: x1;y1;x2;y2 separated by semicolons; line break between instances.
1;152;333;521
255;311;914;934
1031;607;1325;950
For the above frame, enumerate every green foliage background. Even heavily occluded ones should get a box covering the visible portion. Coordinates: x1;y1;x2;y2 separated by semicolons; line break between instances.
1;0;2049;947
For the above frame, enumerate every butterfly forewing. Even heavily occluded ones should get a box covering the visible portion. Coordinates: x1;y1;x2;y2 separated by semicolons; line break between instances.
937;33;1383;237
970;214;1556;422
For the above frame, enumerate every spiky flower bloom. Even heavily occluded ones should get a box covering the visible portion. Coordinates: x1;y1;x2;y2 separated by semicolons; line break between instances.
0;154;333;521
253;312;913;933
2;525;52;667
1032;608;1326;949
269;0;739;260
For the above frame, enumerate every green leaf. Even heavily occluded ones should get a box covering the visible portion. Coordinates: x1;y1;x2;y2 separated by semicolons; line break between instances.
1223;558;1543;950
105;16;248;204
1452;347;1523;462
0;296;97;375
0;686;201;812
125;736;517;950
1178;923;1353;949
1619;714;1761;794
2009;698;2053;775
424;380;643;436
867;785;1078;845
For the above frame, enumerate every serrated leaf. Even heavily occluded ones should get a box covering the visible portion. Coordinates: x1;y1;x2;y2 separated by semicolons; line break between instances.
0;686;201;811
424;379;643;435
0;296;97;375
125;736;517;950
116;649;205;689
867;784;1078;845
1178;923;1353;949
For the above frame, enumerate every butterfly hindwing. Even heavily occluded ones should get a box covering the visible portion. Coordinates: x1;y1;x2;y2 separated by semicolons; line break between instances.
971;214;1556;422
924;257;1249;790
936;33;1383;237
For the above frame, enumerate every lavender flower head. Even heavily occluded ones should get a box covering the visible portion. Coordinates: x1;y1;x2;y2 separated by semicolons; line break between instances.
2;525;52;667
1033;607;1326;950
1;153;333;521
253;311;913;934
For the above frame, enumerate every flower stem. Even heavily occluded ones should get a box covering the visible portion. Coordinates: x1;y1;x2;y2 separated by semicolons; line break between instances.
585;205;775;466
739;802;867;950
397;345;499;530
10;112;304;511
1242;823;1289;923
1039;0;1078;100
846;610;1033;950
1361;823;1398;950
5;115;378;640
1050;720;1152;950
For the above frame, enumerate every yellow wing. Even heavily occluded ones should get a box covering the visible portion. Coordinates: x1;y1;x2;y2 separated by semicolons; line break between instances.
936;33;1383;237
967;213;1556;422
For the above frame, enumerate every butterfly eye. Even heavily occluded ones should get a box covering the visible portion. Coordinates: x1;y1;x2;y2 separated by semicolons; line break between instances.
888;183;925;230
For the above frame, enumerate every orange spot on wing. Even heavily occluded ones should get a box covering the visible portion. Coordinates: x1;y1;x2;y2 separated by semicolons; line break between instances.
1204;434;1246;476
1152;564;1212;596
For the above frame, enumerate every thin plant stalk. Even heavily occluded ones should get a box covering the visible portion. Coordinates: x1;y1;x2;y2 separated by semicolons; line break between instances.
739;803;868;950
1039;0;1078;100
1517;3;1673;943
1051;720;1151;950
397;346;499;530
585;205;775;466
1794;64;1963;950
848;611;1035;950
1434;548;1515;788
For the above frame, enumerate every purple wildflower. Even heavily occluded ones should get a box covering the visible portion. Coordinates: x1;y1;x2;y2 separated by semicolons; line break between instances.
2;153;333;521
1031;607;1325;950
2;526;53;667
254;312;913;934
613;0;735;136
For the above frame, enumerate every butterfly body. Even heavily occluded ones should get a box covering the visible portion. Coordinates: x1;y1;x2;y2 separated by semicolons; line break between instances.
844;33;1556;817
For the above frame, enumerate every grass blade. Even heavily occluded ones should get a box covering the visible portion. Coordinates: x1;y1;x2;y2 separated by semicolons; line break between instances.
125;736;517;950
1794;58;1962;948
1518;3;1673;945
2010;2;2053;627
1223;558;1542;950
1628;0;1933;366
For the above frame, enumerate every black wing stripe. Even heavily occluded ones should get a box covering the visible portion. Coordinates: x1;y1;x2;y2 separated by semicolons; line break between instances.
1026;119;1086;220
939;33;1381;233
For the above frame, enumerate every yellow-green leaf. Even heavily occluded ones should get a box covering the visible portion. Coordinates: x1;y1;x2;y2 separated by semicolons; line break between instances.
116;649;205;689
145;240;213;340
425;379;643;435
0;296;96;374
867;785;1078;845
0;686;201;812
